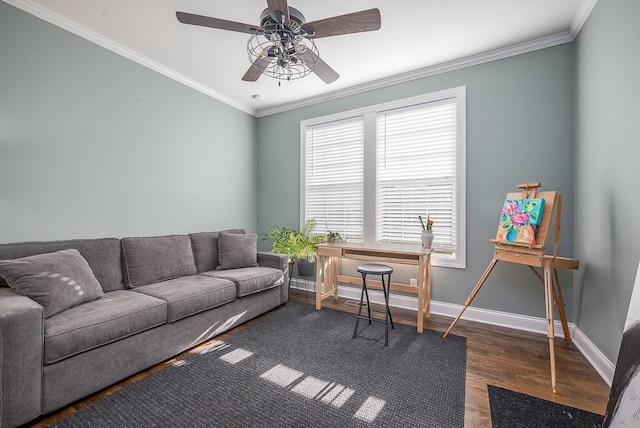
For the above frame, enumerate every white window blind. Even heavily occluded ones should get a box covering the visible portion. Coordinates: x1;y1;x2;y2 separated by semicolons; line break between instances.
304;117;364;242
301;86;466;268
376;100;457;253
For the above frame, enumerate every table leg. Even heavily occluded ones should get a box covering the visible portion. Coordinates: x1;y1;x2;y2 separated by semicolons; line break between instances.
417;255;426;333
315;254;324;310
425;253;431;319
331;255;339;302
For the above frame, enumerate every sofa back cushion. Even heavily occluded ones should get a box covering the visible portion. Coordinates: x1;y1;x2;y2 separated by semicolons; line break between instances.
189;229;245;273
0;238;124;291
121;235;196;287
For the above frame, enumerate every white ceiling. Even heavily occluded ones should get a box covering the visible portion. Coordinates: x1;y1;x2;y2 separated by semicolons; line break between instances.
6;0;596;116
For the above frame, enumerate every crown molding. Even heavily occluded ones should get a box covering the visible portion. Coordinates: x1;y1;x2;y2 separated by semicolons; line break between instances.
570;0;599;38
255;31;574;117
3;0;257;117
5;0;597;119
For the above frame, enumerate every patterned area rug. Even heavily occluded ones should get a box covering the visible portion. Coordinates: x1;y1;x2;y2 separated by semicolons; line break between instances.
52;303;467;427
488;385;604;428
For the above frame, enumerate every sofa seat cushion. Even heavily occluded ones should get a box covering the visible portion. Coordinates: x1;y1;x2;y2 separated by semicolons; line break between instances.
201;267;284;297
132;276;236;323
44;290;167;365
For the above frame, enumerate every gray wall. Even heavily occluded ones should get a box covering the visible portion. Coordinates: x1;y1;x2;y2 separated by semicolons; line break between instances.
5;0;634;366
0;2;258;243
258;44;576;319
574;0;640;362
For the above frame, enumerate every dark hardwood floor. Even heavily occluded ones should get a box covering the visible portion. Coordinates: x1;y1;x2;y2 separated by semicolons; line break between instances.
32;288;610;427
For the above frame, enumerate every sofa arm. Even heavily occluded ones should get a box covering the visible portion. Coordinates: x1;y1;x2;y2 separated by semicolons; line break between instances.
257;252;291;304
0;288;43;428
257;251;289;272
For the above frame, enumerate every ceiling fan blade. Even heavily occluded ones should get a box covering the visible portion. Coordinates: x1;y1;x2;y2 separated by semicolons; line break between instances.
176;12;259;34
297;49;339;84
242;56;273;82
266;0;289;23
301;8;381;38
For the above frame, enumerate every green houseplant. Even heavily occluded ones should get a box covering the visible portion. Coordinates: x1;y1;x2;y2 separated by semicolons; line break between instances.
265;218;332;277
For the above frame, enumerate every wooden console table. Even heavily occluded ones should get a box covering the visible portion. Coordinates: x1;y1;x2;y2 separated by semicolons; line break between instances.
315;242;432;333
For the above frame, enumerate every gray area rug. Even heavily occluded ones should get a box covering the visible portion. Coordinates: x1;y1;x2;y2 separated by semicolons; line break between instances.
52;303;467;427
488;385;604;428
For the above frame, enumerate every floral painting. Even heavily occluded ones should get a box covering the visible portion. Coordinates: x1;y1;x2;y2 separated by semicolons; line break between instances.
495;198;545;244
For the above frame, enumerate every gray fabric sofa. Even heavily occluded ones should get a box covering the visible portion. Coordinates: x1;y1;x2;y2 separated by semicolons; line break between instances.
0;230;289;428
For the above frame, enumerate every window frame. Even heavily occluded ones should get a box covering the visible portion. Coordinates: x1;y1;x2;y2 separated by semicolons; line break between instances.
300;86;466;269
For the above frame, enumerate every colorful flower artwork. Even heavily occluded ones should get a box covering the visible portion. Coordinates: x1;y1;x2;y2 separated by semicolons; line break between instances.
495;198;545;244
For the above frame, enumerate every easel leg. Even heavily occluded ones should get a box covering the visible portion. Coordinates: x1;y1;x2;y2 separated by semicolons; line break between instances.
527;266;571;341
527;265;544;283
544;263;557;394
553;268;571;341
443;258;499;338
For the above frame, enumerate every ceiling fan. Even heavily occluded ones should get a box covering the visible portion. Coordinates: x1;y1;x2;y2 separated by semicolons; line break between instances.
176;1;381;84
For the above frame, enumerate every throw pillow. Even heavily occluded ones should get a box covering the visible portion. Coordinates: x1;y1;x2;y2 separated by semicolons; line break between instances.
217;232;258;270
0;249;104;318
189;229;246;273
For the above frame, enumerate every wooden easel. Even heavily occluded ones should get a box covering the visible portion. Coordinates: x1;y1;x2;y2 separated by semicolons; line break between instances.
443;182;578;393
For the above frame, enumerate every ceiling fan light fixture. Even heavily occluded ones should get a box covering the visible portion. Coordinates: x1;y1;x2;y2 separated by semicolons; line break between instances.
247;20;318;83
269;32;281;44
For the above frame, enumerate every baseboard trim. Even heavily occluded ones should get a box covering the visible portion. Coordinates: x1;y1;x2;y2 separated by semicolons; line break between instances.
290;279;615;385
571;327;615;386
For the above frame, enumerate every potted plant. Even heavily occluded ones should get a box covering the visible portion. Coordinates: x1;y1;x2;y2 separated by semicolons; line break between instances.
325;229;345;243
265;218;330;277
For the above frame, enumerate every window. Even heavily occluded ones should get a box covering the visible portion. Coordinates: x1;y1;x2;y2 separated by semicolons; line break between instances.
304;117;365;242
301;87;466;268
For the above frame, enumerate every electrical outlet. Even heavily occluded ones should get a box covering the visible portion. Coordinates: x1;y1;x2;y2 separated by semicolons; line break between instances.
409;278;417;286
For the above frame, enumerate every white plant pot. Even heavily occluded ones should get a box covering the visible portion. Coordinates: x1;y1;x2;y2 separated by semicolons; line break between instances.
421;230;434;249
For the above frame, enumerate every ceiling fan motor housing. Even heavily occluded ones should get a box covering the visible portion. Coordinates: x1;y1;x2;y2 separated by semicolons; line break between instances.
259;6;308;44
260;6;306;27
